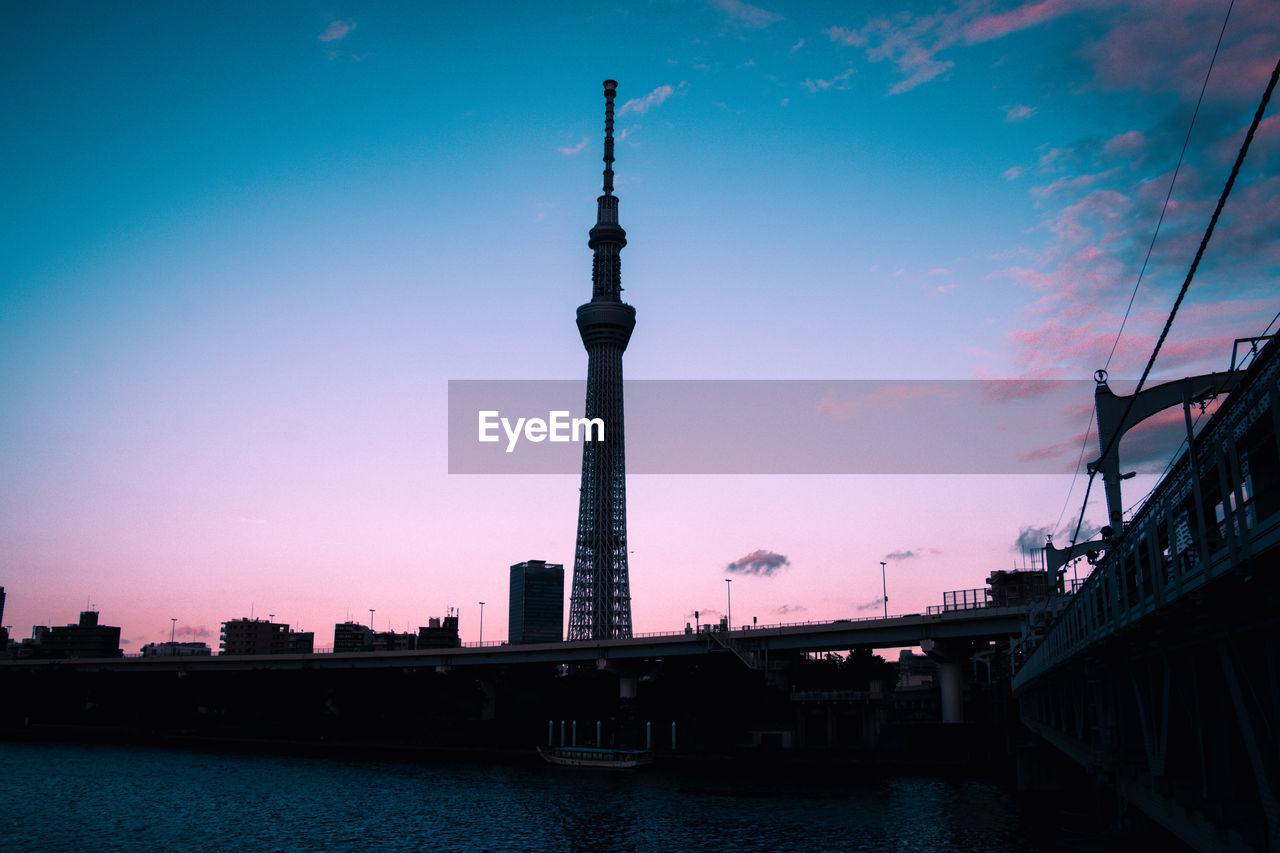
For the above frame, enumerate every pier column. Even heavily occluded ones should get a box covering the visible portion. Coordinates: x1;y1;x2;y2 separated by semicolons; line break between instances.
596;658;639;699
921;639;977;724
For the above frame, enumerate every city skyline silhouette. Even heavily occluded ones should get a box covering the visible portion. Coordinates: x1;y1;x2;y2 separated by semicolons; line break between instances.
3;2;1278;652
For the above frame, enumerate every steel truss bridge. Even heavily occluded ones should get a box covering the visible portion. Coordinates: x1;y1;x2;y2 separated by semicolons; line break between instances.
1014;335;1280;852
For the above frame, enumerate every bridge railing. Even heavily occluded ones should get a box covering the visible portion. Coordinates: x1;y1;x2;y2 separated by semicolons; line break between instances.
925;588;992;615
1016;336;1280;687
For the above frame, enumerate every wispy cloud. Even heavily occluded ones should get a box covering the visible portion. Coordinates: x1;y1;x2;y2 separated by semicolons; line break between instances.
802;67;856;93
774;603;807;615
964;0;1077;44
1004;103;1037;122
618;84;678;116
710;0;783;29
726;549;791;577
558;137;589;155
824;1;1087;96
1103;129;1145;157
1017;437;1086;469
790;38;805;52
825;26;866;48
318;20;354;42
825;12;960;95
883;547;942;561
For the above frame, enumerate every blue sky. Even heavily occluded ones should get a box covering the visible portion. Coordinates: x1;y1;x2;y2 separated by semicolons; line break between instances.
2;1;1277;648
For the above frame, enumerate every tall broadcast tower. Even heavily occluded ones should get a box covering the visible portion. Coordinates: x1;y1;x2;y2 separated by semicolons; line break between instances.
567;80;635;641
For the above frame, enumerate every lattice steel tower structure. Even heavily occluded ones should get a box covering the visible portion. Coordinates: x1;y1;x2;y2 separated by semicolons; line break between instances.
567;80;635;641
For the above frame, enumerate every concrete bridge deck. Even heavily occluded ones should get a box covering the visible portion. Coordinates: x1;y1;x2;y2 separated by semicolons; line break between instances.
0;606;1030;674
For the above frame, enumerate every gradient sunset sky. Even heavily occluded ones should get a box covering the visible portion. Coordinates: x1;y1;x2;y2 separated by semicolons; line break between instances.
3;1;1278;651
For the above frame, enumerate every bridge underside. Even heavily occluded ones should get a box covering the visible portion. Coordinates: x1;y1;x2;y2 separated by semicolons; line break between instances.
1017;568;1280;852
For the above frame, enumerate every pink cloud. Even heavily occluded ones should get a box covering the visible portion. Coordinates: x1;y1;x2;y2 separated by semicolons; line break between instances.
1004;104;1037;122
1019;436;1088;469
963;0;1079;44
1104;130;1145;157
318;20;354;42
802;67;856;93
618;84;677;116
1084;2;1279;100
710;0;783;28
826;8;966;95
558;137;589;155
826;0;1277;105
826;25;865;47
1031;169;1122;199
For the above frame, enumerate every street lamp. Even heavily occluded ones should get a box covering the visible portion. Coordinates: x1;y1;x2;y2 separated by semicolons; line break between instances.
478;601;486;645
725;578;732;632
880;561;888;619
170;618;176;644
369;609;375;630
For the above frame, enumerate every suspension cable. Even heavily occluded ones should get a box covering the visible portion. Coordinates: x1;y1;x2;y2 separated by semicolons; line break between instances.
1069;52;1280;550
1104;0;1235;372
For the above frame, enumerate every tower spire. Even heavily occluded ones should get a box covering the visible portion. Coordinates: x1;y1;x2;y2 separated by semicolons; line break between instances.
569;80;636;642
602;79;617;196
588;80;627;302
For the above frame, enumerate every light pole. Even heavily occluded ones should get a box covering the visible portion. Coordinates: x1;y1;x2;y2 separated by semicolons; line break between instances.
725;578;732;632
170;618;176;643
479;601;486;645
880;561;888;618
369;609;375;630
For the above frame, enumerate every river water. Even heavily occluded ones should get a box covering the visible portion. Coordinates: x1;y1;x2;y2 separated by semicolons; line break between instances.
0;741;1056;851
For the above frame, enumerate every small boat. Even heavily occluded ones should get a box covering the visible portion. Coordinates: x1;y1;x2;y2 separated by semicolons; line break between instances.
536;745;654;768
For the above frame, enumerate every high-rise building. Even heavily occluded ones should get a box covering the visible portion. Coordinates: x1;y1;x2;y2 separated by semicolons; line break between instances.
286;631;314;654
30;611;122;659
219;618;309;655
334;621;374;653
509;560;564;644
370;630;417;651
418;614;460;649
568;80;636;641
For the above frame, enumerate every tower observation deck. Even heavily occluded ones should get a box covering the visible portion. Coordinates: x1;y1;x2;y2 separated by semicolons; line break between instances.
567;80;635;641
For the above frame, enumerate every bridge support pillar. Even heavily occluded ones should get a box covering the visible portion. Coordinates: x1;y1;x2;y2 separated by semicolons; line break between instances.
478;677;497;721
596;658;639;699
921;639;977;724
